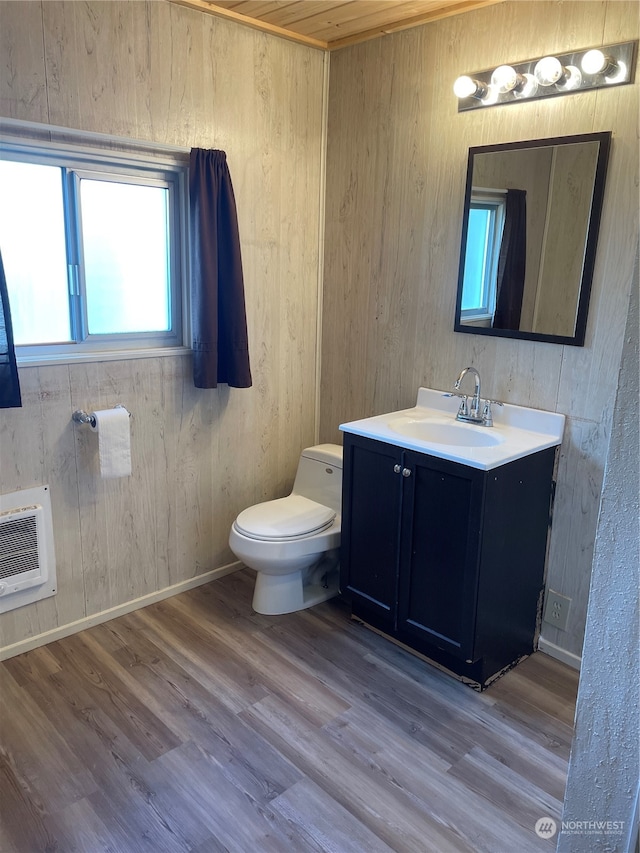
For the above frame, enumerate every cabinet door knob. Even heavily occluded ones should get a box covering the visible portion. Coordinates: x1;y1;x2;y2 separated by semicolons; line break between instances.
402;467;412;477
393;464;402;474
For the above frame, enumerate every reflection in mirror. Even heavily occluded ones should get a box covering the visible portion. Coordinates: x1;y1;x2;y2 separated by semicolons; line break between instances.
454;132;611;346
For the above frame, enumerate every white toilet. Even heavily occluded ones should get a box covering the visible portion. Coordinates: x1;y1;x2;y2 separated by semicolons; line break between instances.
229;444;343;615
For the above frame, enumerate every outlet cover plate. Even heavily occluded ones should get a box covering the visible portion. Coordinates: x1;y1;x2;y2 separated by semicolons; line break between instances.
543;589;571;632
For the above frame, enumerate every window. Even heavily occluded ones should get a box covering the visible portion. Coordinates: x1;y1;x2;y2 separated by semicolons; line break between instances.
460;190;506;323
0;135;188;362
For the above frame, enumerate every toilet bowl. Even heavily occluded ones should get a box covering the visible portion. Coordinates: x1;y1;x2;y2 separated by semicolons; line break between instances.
229;444;343;615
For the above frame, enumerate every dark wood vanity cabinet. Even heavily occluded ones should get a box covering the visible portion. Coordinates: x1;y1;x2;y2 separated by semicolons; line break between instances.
340;433;557;688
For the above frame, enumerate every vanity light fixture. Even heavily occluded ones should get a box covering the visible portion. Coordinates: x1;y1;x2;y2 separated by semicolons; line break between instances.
454;40;636;111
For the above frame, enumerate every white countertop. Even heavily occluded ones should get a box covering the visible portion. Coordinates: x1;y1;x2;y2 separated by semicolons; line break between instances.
339;388;565;471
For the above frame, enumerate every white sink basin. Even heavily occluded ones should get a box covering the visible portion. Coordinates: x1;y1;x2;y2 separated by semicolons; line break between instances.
388;417;504;447
340;388;565;470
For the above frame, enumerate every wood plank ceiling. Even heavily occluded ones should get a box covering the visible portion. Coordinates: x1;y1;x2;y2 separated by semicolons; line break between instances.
169;0;504;50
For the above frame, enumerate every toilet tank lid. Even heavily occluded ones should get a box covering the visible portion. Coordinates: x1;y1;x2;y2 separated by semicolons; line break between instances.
235;495;336;540
301;443;343;468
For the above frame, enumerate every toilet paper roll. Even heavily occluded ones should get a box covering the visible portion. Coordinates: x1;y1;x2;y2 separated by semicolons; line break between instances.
90;407;132;478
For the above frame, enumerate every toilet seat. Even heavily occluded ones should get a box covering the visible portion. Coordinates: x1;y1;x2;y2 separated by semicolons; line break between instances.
235;495;336;541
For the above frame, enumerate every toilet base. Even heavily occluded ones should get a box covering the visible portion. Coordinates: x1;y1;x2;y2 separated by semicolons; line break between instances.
252;554;339;615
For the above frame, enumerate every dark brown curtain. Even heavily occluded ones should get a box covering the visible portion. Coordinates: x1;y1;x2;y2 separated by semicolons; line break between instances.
493;188;527;331
189;148;251;389
0;250;22;409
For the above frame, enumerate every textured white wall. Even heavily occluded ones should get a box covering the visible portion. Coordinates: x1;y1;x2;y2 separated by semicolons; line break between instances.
559;251;639;852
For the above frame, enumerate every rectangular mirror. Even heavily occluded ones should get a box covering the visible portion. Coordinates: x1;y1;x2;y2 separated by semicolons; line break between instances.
454;132;611;346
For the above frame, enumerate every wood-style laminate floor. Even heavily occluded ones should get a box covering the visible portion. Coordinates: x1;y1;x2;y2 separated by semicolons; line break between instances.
0;569;579;853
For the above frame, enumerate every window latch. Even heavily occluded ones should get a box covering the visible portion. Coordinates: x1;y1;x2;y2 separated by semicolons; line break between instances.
68;264;80;296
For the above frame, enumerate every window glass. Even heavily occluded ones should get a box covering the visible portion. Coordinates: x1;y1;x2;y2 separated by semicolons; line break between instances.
80;178;171;335
0;160;71;345
461;197;505;320
461;207;491;311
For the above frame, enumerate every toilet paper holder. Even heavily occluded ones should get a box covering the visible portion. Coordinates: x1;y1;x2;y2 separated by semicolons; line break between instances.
72;405;131;428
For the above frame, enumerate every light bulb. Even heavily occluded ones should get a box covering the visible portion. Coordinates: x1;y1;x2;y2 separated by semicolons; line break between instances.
581;49;626;83
555;65;582;91
581;49;608;75
478;85;500;106
491;65;519;94
604;60;627;84
513;73;539;99
534;56;564;86
453;75;487;99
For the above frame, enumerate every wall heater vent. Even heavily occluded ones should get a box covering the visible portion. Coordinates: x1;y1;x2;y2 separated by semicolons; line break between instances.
0;486;57;614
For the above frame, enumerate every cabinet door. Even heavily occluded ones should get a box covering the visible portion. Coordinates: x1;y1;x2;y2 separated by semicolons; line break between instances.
340;435;403;630
397;452;484;661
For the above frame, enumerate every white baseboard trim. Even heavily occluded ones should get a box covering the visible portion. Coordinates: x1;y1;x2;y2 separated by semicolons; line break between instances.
0;561;242;661
538;636;582;670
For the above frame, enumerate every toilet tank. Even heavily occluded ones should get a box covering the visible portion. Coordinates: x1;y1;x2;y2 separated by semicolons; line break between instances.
292;444;343;512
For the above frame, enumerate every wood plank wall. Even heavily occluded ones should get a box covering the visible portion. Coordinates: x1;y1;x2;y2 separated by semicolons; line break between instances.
320;1;639;661
0;0;637;665
0;1;325;652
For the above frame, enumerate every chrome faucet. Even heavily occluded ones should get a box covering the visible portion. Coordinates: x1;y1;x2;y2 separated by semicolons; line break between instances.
448;366;503;426
454;366;483;423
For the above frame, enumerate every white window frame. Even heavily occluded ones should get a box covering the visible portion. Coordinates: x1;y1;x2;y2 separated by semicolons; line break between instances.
0;124;190;366
460;189;506;324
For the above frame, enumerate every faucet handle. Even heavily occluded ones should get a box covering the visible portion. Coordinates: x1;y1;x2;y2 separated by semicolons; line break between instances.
482;398;503;427
443;392;469;417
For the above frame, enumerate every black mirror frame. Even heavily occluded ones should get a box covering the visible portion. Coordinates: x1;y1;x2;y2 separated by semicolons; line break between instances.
454;131;612;346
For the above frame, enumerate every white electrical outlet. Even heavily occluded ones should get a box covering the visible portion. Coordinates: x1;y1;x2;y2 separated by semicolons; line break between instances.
543;590;571;632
